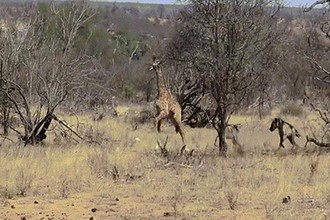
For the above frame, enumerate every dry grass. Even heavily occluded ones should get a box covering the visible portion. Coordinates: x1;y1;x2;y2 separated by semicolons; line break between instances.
0;105;329;219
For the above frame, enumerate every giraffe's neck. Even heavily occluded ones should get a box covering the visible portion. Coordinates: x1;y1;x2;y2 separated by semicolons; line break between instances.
155;67;170;98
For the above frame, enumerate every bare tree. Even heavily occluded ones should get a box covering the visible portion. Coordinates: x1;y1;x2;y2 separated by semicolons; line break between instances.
303;0;330;148
0;61;10;135
0;1;95;145
304;0;330;12
166;0;282;155
305;103;329;148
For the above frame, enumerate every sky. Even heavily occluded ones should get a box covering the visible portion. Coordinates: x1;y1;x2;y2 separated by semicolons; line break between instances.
102;0;319;7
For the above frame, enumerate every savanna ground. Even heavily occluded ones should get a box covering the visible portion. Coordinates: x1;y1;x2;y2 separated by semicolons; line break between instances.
0;104;329;220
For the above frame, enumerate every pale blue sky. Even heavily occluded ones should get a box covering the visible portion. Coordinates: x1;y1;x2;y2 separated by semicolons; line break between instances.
102;0;320;7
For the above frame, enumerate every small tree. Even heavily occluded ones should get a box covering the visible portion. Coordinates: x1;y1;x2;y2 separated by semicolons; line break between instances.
303;0;330;148
167;0;282;154
0;1;95;145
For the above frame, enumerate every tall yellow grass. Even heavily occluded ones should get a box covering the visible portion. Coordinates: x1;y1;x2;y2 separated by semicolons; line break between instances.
0;105;329;219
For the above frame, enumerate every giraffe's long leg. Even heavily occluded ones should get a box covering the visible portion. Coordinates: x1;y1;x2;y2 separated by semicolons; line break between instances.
169;112;185;144
156;110;167;132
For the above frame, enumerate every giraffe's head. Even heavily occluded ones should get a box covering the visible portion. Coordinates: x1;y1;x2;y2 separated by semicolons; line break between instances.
149;56;161;71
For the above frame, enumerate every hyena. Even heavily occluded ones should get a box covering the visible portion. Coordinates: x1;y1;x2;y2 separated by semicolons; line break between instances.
269;117;300;149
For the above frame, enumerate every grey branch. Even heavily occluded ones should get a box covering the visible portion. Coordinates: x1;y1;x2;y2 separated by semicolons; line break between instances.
304;54;330;84
305;136;330;147
304;0;330;12
310;103;329;124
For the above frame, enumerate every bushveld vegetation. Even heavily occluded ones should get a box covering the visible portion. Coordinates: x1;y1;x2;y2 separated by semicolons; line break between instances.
0;0;329;219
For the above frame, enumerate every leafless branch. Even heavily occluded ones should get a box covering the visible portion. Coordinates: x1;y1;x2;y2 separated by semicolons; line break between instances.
304;0;330;12
164;160;204;169
0;133;15;143
303;53;330;84
310;103;329;124
305;136;330;147
52;114;83;140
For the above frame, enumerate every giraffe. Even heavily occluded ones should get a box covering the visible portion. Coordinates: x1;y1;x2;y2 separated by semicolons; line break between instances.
149;57;185;144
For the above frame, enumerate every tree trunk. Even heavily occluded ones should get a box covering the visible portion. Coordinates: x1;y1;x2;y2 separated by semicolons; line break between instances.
23;114;53;146
0;62;9;136
2;104;9;136
216;108;228;156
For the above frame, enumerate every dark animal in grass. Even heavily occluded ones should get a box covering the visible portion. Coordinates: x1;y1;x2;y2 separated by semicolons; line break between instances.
269;118;300;149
